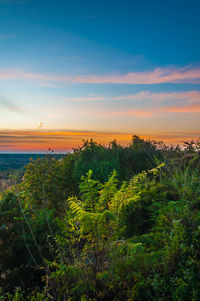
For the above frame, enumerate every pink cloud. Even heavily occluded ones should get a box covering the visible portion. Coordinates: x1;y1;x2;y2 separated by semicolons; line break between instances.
163;104;200;113
1;65;200;85
0;69;69;82
112;104;200;117
108;110;153;118
74;66;200;85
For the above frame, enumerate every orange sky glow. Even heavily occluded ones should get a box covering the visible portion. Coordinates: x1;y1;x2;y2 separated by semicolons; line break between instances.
0;130;199;153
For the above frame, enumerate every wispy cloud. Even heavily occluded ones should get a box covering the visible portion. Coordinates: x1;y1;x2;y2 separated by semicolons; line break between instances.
61;90;200;104
60;90;200;118
109;110;153;118
73;67;200;85
110;104;200;118
0;69;67;81
1;65;200;85
163;104;200;113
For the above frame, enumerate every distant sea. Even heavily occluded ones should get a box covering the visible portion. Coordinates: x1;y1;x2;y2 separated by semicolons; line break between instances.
0;153;65;170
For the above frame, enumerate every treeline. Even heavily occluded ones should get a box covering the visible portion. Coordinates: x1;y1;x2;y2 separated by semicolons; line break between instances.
0;136;200;300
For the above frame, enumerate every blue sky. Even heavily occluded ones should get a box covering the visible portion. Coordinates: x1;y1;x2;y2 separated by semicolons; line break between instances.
0;0;200;151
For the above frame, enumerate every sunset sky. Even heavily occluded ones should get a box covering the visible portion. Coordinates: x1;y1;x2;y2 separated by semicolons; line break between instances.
0;0;200;152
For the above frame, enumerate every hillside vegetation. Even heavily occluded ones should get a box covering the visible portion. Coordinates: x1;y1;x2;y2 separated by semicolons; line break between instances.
0;136;200;300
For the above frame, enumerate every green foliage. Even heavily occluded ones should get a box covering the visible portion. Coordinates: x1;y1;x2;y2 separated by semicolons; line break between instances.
1;137;200;300
20;152;76;213
0;287;48;300
72;137;165;185
0;189;57;290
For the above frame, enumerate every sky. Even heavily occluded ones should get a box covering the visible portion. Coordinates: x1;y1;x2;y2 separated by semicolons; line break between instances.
0;0;200;152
